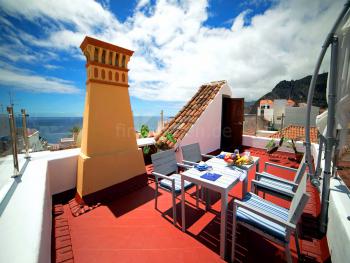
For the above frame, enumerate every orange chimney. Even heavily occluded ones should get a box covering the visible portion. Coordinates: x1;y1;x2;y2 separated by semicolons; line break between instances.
77;36;146;199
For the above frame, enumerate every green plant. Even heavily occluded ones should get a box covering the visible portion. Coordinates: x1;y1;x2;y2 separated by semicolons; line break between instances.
265;137;285;154
140;124;149;138
266;139;276;150
70;126;81;134
139;124;177;154
140;124;151;154
165;132;176;144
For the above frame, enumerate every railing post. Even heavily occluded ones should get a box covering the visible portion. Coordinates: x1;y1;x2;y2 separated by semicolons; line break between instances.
21;109;30;159
7;106;20;177
320;36;338;234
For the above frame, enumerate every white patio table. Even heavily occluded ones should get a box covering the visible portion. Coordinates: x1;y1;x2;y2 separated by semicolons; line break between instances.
180;156;260;259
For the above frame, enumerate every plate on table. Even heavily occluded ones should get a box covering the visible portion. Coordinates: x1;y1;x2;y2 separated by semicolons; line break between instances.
195;162;212;171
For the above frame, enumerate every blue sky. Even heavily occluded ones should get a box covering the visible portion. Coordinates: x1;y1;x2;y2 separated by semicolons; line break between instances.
0;0;340;117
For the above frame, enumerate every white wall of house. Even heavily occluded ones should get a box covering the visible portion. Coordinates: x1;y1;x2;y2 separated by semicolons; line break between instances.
263;108;274;122
284;106;319;127
242;134;306;153
273;99;287;126
175;83;232;160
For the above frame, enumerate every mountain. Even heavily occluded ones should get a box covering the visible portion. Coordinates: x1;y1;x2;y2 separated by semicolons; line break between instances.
248;73;328;113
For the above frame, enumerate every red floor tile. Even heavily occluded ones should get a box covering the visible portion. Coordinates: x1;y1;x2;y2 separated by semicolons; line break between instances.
52;147;330;263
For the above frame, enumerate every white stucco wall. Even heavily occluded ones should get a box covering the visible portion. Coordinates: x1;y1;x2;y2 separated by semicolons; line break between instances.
175;83;232;160
242;134;306;153
0;148;79;263
284;106;319;127
327;177;350;263
263;108;274;122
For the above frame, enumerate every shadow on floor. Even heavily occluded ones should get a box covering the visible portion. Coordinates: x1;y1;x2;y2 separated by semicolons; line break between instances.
106;185;160;218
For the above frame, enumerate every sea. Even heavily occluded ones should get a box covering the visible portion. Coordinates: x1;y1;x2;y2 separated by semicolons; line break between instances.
16;116;162;144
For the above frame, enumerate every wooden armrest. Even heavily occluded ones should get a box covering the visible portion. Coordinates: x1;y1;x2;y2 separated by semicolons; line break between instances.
264;162;298;172
251;180;295;197
256;172;298;187
234;199;296;230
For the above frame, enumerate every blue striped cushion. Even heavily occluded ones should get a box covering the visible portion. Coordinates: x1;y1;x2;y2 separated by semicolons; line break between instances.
259;176;294;192
236;193;288;241
159;174;194;193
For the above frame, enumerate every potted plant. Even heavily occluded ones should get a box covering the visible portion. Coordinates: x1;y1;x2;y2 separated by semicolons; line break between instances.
265;137;284;155
284;138;304;163
140;124;176;164
265;137;303;163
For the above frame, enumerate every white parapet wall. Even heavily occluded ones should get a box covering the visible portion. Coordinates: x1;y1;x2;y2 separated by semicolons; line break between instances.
327;177;350;262
242;134;306;153
0;148;80;263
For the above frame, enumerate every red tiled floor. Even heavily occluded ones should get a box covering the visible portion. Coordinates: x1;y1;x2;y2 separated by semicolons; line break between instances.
53;147;330;263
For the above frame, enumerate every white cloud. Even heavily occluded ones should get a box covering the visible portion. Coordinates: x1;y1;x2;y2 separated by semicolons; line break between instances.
0;67;80;94
0;0;344;101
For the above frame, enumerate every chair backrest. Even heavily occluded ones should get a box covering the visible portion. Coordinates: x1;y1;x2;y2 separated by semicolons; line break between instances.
293;154;306;184
151;149;177;175
181;143;202;163
288;172;309;225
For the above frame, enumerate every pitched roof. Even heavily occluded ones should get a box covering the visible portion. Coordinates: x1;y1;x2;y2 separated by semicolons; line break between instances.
155;80;227;147
270;125;318;143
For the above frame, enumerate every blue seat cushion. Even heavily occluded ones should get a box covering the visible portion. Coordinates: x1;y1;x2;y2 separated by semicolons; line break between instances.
259;175;294;192
159;174;194;193
236;193;288;241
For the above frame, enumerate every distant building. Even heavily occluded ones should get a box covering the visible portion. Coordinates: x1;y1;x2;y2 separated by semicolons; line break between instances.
256;99;319;130
257;100;273;116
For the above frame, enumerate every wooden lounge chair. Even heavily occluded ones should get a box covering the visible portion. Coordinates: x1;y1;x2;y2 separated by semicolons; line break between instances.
151;149;198;225
251;155;306;200
231;172;309;263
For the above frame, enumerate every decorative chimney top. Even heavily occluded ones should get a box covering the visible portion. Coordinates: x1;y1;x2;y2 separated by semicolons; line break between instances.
80;36;134;87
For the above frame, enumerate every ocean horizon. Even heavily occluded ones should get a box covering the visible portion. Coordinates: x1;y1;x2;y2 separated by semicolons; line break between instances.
16;116;166;144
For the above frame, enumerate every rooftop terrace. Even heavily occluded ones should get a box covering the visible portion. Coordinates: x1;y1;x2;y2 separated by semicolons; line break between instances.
52;147;329;263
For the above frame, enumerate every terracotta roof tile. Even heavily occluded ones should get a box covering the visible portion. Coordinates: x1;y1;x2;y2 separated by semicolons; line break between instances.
270;125;318;143
155;80;227;147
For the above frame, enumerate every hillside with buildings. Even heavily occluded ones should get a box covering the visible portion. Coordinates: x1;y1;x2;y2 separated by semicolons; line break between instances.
249;72;328;113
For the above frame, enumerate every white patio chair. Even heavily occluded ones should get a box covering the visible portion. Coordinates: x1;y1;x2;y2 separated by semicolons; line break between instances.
151;149;199;225
181;143;215;206
181;143;215;165
251;155;306;200
231;172;309;263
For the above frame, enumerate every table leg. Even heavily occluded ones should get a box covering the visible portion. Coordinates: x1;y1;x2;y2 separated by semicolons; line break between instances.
242;173;248;197
181;175;186;232
220;190;228;259
206;188;211;211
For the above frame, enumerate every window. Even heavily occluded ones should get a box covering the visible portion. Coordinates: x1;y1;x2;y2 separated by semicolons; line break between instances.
109;52;113;65
121;55;126;68
115;54;119;67
101;50;106;64
94;48;99;62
